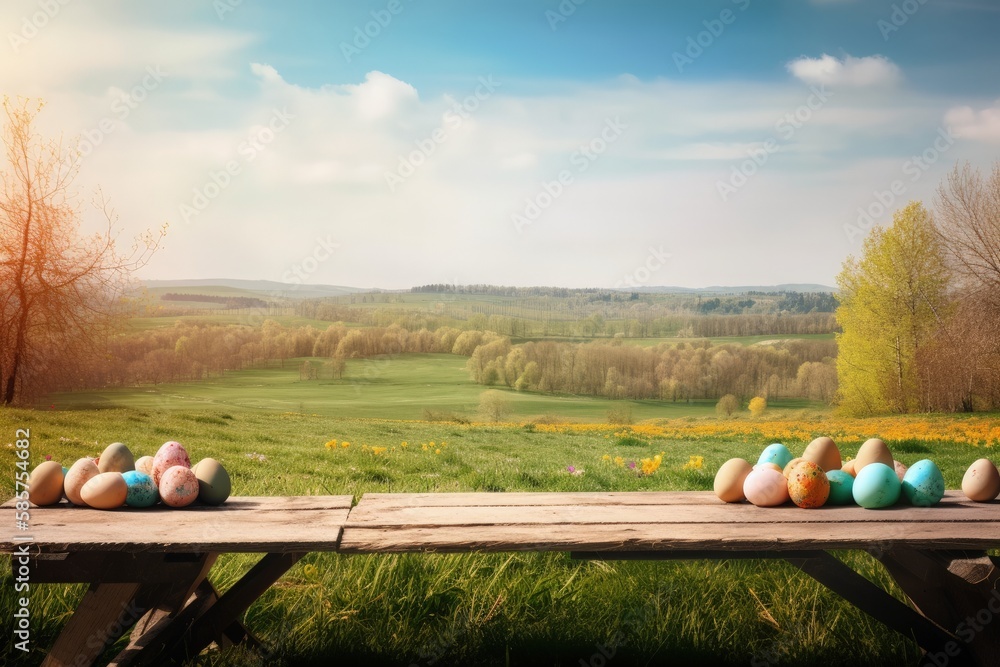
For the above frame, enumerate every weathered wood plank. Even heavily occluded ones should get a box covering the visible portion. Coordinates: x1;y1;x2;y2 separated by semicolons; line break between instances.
338;522;1000;553
356;491;727;507
0;497;353;554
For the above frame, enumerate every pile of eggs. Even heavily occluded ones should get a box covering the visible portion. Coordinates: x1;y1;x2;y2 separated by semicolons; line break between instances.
714;436;1000;509
26;441;231;510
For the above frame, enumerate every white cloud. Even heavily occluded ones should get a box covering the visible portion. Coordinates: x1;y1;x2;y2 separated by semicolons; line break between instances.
944;100;1000;142
786;54;901;87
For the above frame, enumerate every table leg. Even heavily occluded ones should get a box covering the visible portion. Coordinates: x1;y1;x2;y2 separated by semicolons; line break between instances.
876;547;1000;667
39;582;143;667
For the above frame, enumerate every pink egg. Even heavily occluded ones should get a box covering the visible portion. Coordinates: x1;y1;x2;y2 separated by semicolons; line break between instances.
158;466;199;508
152;441;191;486
743;468;790;507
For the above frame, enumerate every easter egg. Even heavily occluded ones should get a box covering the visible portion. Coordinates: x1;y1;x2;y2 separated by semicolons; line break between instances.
98;442;135;474
754;462;783;473
714;458;753;503
152;441;191;486
962;458;1000;502
135;456;155;476
193;458;231;506
122;470;159;508
785;461;830;509
841;459;857;477
80;472;128;510
28;461;64;506
782;458;805;479
825;470;855;505
743;468;789;507
757;444;793;470
852;462;901;509
802;436;842;472
159;466;199;508
893;460;908;483
854;438;893;474
901;459;945;507
64;458;100;506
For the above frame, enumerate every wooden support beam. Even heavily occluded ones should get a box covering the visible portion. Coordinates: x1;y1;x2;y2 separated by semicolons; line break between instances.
40;582;143;667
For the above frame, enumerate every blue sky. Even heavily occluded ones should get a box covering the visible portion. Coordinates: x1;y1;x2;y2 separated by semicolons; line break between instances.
3;0;999;288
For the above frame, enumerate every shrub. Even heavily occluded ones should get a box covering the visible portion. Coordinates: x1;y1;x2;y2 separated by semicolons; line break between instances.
479;389;513;422
749;396;768;418
607;405;633;425
715;394;739;417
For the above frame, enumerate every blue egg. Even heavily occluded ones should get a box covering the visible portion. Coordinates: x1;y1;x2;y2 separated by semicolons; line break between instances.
757;443;793;470
902;459;945;507
853;462;901;509
122;470;159;508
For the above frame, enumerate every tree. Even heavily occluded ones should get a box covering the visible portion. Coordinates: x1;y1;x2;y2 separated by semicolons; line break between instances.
0;98;163;404
748;396;767;417
835;201;950;415
478;389;512;422
715;394;739;417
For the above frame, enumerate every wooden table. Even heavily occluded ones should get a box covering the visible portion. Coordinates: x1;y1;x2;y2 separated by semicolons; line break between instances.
4;491;1000;666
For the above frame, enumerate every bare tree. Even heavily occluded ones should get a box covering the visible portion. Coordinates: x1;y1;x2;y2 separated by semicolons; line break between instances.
0;97;164;404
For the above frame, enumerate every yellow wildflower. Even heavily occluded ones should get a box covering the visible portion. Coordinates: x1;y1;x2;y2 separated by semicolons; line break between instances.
435;448;441;455
341;442;350;448
640;454;662;476
602;454;611;462
614;456;625;467
302;564;318;577
372;446;387;455
682;455;703;471
325;440;337;449
401;441;408;448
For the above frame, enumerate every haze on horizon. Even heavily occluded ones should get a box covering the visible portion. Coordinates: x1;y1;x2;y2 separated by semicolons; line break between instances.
4;0;999;290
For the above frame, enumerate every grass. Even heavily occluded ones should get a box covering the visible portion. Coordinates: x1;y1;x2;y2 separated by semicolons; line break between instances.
47;353;827;422
1;406;997;665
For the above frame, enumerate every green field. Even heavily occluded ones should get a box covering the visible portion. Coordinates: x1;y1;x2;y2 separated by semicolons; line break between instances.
3;407;995;665
48;353;827;421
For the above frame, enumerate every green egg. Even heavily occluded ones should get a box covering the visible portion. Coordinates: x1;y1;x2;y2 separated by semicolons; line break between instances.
902;459;945;507
825;470;855;505
193;458;231;505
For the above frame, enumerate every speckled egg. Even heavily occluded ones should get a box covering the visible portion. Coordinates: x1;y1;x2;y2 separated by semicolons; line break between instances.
28;461;65;506
743;467;790;507
158;465;199;508
782;458;805;479
786;460;830;509
193;458;231;506
80;472;127;510
122;470;159;508
64;458;100;506
901;459;945;507
962;458;1000;502
852;462;901;509
152;441;191;486
714;458;753;503
757;443;794;470
826;470;855;505
98;442;135;474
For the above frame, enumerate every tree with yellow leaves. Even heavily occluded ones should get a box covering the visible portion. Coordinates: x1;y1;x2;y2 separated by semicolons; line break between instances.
835;201;950;415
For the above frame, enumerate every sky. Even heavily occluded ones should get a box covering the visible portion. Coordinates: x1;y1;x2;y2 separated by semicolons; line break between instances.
3;0;999;290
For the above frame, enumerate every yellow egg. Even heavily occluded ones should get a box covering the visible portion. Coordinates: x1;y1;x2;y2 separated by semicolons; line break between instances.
98;442;135;474
64;458;100;506
28;461;64;506
80;472;128;510
714;458;752;503
802;436;842;472
854;438;893;474
962;458;1000;502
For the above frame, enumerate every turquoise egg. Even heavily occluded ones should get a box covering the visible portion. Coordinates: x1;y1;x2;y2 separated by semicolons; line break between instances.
757;443;793;469
853;462;900;509
122;470;159;508
826;470;855;505
902;459;945;507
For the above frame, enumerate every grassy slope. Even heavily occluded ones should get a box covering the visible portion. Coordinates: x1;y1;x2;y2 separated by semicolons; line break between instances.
47;353;826;421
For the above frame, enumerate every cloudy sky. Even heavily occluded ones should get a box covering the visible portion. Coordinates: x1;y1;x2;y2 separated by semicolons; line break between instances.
3;0;999;289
